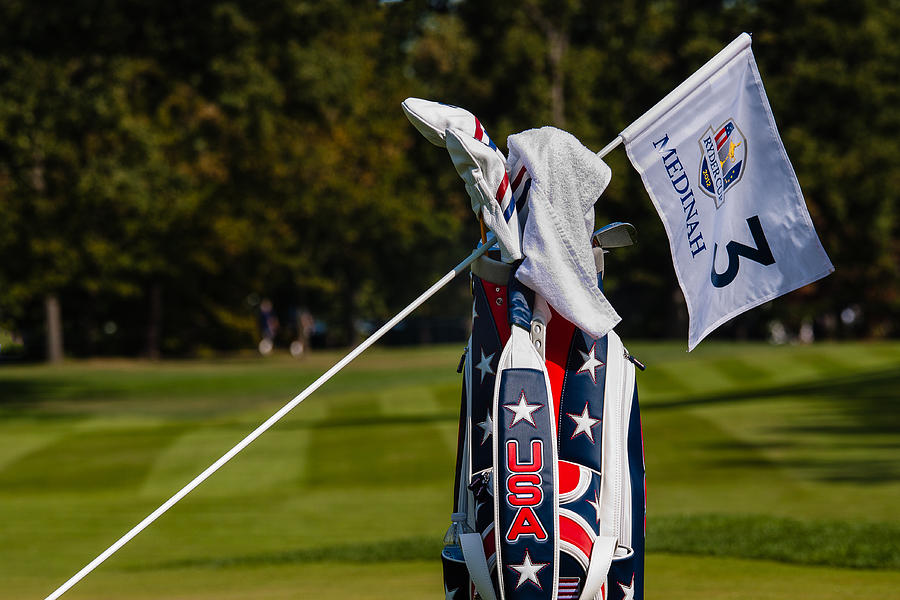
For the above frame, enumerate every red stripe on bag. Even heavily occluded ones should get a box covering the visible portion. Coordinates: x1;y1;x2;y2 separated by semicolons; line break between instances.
558;460;582;496
495;172;510;205
544;305;575;421
511;165;527;190
560;513;594;558
483;283;510;347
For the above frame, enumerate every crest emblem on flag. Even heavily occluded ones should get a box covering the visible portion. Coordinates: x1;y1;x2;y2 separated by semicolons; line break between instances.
698;119;746;208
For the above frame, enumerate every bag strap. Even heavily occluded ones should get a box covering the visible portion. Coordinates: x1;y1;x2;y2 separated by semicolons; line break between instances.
460;532;498;600
578;535;617;600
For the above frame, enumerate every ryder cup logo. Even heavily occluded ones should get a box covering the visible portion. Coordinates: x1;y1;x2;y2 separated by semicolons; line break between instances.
699;119;746;209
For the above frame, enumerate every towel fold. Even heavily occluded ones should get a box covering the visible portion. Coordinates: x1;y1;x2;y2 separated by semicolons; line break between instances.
507;127;620;339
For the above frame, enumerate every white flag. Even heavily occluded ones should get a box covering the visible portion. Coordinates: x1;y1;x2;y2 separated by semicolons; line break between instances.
621;33;833;350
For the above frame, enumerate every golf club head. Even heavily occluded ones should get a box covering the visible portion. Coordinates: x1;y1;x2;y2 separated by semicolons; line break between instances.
592;221;637;249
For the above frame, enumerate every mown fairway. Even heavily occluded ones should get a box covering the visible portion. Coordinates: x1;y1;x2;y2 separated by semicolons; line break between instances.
1;341;898;599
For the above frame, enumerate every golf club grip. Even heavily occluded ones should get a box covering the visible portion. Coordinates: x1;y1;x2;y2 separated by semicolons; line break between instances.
507;271;534;330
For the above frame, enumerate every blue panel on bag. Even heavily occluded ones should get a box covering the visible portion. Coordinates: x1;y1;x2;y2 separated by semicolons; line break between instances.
470;276;503;474
556;553;586;600
606;550;637;600
557;333;607;473
496;367;555;600
472;477;495;531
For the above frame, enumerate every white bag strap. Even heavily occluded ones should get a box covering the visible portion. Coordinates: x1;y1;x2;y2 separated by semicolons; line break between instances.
598;331;626;540
577;535;617;600
460;532;498;600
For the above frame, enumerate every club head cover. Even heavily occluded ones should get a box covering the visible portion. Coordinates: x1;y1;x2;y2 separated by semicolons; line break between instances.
401;97;498;149
445;129;523;263
402;97;523;263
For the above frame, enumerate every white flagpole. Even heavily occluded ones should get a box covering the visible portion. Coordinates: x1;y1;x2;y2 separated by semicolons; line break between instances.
43;239;496;600
596;135;623;158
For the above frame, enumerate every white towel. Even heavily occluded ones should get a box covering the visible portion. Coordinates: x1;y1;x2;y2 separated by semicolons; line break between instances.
507;127;621;339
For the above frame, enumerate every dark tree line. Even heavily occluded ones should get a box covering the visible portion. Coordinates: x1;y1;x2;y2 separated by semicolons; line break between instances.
0;0;896;359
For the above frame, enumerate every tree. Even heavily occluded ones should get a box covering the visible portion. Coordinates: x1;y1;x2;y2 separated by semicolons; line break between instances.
0;0;895;357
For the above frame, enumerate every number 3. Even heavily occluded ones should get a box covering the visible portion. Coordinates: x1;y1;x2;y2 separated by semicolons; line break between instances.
710;215;775;288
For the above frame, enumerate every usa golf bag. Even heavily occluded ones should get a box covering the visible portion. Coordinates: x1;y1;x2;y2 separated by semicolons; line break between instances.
443;239;645;600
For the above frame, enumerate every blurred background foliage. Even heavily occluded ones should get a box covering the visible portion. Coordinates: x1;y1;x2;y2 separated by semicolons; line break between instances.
0;0;896;358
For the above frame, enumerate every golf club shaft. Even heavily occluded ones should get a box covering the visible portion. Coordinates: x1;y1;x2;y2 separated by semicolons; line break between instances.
43;239;496;600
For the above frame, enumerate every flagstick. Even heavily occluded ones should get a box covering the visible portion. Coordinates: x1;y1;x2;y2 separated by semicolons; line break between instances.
43;239;496;600
597;135;623;159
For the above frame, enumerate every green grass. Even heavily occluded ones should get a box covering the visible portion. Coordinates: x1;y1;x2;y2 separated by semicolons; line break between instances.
651;514;900;570
0;341;898;599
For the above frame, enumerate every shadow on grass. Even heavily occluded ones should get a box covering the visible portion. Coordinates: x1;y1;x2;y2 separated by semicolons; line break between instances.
0;377;77;401
220;412;460;431
776;458;900;484
0;377;97;420
132;514;900;572
646;366;900;419
648;367;900;483
646;366;900;435
0;375;134;411
127;536;441;572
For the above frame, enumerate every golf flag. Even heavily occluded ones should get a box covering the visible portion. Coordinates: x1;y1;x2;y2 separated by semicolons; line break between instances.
621;32;834;350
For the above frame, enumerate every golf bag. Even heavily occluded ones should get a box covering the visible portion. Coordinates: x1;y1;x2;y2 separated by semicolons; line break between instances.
442;244;645;600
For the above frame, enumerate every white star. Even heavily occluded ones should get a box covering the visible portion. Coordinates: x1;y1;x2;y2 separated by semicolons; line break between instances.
444;582;458;600
477;411;493;444
475;349;495;383
576;342;604;384
587;488;601;524
503;390;542;428
567;402;601;443
508;549;549;589
619;574;635;600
